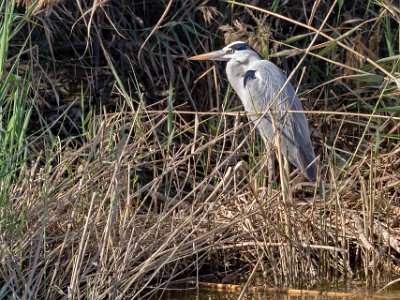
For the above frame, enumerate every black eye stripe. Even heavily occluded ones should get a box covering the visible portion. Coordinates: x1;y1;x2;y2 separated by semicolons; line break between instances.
228;43;261;58
229;43;253;51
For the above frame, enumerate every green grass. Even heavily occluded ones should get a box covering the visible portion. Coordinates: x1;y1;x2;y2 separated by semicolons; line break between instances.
0;0;34;233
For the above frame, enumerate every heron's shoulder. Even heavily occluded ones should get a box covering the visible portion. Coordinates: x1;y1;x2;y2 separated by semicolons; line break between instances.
243;60;288;88
251;60;282;73
242;61;276;88
249;60;289;85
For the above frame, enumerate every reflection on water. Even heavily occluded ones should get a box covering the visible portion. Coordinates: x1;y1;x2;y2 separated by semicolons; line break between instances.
156;288;400;300
151;274;400;299
157;289;266;299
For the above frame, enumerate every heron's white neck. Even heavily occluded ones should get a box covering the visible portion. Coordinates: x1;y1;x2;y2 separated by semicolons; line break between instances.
226;55;261;99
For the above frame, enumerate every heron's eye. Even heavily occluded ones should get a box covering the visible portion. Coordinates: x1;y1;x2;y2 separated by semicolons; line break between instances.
226;48;235;54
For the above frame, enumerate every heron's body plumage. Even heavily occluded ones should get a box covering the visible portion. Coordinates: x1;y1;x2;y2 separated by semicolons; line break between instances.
227;57;316;181
189;41;317;181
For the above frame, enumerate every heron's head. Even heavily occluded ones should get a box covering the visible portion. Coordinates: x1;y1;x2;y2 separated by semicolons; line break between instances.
188;41;261;64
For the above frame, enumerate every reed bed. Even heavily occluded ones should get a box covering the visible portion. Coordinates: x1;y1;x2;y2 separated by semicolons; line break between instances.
1;0;400;298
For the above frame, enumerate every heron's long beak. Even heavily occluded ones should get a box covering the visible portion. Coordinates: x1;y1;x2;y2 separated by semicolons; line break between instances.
188;50;225;61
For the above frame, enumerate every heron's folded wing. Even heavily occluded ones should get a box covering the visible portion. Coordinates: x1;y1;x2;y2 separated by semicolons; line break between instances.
245;61;317;180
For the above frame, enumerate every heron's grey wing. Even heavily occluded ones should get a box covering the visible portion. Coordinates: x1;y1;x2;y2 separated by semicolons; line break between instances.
243;60;317;181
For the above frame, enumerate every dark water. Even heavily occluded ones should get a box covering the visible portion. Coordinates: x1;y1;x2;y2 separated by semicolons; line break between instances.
148;273;400;299
154;286;400;299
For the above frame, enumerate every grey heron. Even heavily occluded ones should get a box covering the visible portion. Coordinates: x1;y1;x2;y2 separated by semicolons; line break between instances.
189;41;317;182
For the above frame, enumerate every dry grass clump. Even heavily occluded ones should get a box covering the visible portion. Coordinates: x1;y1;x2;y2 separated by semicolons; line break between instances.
1;0;400;298
3;108;400;298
